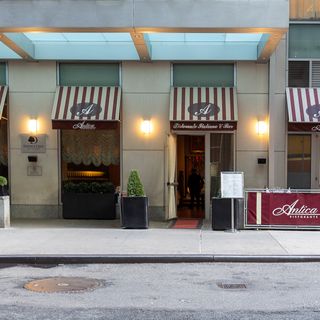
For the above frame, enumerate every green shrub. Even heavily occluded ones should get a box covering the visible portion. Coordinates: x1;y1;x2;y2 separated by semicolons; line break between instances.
91;182;115;194
127;170;145;197
63;181;115;194
0;176;7;187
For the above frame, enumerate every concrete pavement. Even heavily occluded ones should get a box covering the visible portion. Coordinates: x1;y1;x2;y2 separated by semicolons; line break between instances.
0;219;320;263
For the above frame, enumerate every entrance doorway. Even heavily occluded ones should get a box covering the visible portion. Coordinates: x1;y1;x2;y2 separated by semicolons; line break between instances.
168;132;235;220
176;135;205;218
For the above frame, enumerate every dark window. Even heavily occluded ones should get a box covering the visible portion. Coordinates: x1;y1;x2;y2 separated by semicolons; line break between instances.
289;24;320;59
173;64;234;87
59;63;119;86
287;134;311;189
312;61;320;87
288;61;309;87
0;63;6;85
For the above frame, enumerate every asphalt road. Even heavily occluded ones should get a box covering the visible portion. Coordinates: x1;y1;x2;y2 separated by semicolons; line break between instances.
0;263;320;319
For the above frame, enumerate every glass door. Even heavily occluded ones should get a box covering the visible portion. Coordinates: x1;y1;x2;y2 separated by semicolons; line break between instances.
287;134;311;189
209;133;234;198
311;133;320;189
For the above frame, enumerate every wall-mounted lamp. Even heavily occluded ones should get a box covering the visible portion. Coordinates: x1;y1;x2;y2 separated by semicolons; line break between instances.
256;119;267;136
141;119;152;135
28;117;38;134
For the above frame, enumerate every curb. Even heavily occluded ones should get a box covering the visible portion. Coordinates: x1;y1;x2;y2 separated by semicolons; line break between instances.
0;255;214;264
214;255;320;263
1;254;320;264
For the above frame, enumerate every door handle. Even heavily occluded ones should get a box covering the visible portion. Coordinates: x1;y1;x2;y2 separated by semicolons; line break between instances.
167;182;179;186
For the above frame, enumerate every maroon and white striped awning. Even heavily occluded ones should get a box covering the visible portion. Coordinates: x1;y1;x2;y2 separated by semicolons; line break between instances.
0;86;8;119
286;87;320;132
169;87;238;130
51;86;121;130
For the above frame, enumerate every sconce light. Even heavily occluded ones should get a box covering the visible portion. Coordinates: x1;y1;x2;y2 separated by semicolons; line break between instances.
256;119;267;136
141;119;152;135
28;117;38;134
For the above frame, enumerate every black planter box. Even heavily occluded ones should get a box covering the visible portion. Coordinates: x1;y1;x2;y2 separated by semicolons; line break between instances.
0;186;8;196
62;193;116;219
121;196;149;229
211;198;244;230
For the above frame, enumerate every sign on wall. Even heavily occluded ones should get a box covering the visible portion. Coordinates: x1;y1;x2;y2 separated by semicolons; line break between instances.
170;121;237;131
52;120;119;130
21;134;46;153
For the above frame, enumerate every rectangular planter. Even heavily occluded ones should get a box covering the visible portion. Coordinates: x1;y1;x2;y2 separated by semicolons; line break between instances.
62;193;116;219
211;198;244;230
121;196;149;229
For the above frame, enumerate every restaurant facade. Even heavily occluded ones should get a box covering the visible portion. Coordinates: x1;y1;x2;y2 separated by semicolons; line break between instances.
1;0;319;226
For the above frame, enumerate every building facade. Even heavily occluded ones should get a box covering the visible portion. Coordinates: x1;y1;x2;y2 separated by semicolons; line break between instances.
0;0;298;222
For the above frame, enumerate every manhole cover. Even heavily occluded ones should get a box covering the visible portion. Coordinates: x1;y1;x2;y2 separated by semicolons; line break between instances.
24;277;103;293
217;283;247;289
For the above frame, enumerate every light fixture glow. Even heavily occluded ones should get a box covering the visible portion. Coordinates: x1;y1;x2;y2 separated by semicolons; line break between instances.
256;120;267;136
28;117;38;134
141;119;152;135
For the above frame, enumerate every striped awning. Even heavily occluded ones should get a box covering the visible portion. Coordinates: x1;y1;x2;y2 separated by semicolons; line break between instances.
169;87;238;130
0;86;8;119
51;86;121;130
286;87;320;132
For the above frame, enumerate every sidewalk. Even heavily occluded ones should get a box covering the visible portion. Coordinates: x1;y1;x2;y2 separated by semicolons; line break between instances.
0;219;320;263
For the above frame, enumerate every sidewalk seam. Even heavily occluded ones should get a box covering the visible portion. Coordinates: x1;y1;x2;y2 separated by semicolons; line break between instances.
267;231;290;254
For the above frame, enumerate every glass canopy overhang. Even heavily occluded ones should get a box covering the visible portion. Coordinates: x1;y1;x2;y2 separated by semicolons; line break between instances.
0;42;21;59
146;33;266;61
0;32;270;61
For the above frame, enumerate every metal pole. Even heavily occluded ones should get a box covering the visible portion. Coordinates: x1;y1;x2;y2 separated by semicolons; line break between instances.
226;198;237;233
231;198;235;232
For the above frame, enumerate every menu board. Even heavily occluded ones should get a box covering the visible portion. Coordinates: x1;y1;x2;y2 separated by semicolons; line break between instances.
221;172;244;199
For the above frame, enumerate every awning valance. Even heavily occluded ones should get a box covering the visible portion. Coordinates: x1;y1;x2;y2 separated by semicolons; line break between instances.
0;86;8;119
286;87;320;132
169;87;238;131
51;86;121;130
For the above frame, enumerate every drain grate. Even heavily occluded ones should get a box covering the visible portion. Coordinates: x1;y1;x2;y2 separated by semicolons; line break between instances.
217;283;247;289
24;277;104;293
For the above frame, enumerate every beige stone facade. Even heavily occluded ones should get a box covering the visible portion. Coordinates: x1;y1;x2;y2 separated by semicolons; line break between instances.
4;57;287;219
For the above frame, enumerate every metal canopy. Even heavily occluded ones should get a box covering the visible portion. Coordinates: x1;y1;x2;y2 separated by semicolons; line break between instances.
0;30;281;62
0;0;288;62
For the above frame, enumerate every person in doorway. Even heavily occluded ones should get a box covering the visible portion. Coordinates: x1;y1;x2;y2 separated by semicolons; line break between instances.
188;168;203;209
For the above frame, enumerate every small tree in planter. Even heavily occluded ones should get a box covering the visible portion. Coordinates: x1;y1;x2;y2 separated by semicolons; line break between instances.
121;170;149;228
127;170;145;197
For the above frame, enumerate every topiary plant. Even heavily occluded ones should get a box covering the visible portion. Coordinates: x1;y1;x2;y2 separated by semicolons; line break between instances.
0;176;7;187
127;170;145;197
0;176;7;196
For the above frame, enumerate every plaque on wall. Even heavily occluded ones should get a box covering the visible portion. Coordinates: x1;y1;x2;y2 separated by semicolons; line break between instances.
21;134;46;153
27;165;42;176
